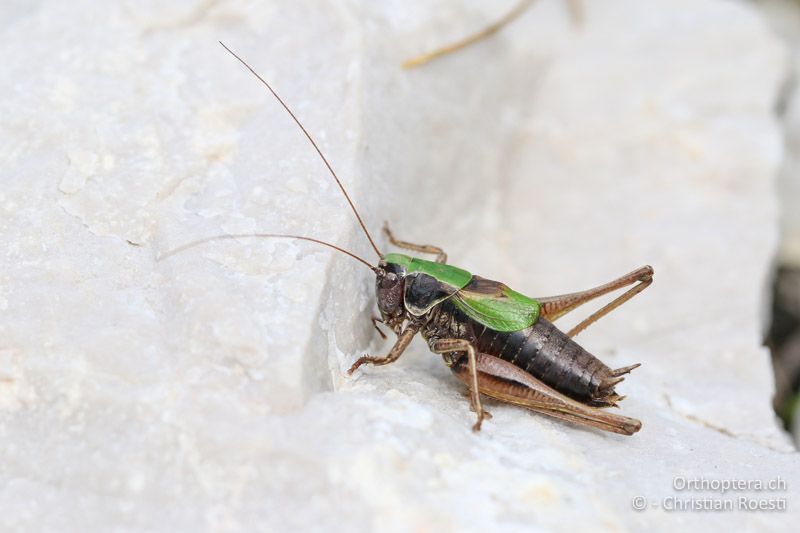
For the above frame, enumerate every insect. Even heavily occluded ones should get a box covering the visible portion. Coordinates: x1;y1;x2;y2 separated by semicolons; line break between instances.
163;42;653;435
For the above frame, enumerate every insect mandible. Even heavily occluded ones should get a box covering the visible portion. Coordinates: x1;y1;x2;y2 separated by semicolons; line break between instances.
163;42;653;435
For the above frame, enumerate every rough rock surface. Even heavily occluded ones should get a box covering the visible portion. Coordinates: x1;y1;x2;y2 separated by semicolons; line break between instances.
0;1;797;531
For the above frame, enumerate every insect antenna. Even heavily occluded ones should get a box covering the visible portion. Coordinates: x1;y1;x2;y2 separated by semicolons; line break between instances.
158;233;379;273
218;41;382;259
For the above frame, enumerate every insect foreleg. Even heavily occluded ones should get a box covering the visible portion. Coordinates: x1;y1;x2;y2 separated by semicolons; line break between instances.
430;338;487;431
383;222;447;263
348;322;421;375
452;352;641;435
537;265;653;337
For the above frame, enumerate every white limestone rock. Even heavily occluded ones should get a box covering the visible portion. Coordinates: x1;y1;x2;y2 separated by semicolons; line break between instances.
759;0;800;268
0;1;796;532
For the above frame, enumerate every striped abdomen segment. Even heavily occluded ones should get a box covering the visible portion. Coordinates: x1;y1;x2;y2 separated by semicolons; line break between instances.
473;318;614;403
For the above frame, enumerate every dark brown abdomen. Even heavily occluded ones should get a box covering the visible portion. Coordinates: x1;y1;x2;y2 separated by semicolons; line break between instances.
472;317;612;402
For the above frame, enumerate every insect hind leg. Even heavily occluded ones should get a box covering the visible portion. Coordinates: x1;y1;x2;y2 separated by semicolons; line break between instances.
537;265;653;337
452;352;641;435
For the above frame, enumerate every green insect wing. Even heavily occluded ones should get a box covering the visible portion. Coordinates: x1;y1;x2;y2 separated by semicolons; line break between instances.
452;276;541;332
382;253;472;289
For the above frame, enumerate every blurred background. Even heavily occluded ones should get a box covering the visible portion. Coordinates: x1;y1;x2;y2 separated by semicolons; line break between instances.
758;0;800;444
